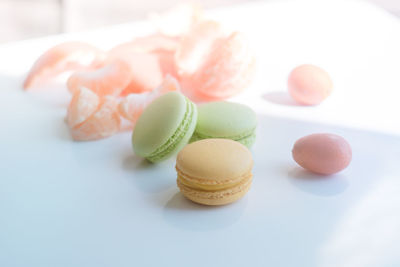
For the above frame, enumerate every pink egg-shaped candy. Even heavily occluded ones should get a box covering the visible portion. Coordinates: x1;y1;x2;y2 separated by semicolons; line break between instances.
292;133;352;175
288;64;333;105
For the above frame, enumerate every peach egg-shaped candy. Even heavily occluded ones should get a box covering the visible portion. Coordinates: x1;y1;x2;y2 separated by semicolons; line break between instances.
288;64;333;105
292;133;352;175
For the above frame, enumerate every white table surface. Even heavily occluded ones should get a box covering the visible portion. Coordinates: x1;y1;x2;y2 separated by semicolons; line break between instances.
1;1;400;266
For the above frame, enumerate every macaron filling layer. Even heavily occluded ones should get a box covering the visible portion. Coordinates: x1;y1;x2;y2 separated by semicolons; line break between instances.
238;132;256;147
178;173;252;191
146;99;195;162
191;128;256;144
176;166;252;191
177;174;252;200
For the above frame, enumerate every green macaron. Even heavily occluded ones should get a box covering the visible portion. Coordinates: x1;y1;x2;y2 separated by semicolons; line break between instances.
132;92;197;163
191;101;257;147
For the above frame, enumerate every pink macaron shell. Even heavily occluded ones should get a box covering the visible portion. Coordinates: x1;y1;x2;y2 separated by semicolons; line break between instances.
292;133;352;175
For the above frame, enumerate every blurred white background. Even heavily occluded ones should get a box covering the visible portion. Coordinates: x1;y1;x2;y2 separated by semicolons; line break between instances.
0;0;399;43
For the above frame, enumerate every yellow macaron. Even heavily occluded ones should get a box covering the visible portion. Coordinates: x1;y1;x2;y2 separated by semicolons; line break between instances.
176;138;253;205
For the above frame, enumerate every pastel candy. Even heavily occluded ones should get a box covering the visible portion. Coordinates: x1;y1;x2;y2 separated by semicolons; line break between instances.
191;101;257;147
292;133;352;175
288;64;333;105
